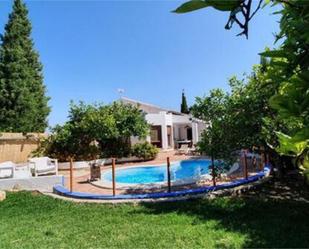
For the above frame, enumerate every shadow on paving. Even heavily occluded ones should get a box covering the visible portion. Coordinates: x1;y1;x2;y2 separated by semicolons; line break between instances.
136;175;309;248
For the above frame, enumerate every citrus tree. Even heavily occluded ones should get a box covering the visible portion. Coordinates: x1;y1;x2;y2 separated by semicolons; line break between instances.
174;0;309;181
191;89;236;179
36;102;149;161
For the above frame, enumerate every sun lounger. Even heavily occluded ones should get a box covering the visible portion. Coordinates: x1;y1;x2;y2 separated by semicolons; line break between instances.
177;144;189;155
220;162;240;179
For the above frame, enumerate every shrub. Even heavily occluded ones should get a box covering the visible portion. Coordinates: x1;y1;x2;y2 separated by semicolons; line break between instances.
33;101;149;161
33;124;99;162
131;142;159;160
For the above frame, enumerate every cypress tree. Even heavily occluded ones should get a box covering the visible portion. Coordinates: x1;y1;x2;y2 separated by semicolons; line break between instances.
180;89;189;114
0;0;50;132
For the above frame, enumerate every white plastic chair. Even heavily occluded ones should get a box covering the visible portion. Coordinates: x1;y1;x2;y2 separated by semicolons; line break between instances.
28;157;58;177
89;159;106;167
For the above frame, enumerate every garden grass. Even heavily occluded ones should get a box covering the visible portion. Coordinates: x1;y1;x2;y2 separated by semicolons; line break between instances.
0;191;308;249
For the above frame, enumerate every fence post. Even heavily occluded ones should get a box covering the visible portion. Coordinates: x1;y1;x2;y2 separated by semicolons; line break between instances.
167;157;171;193
259;151;263;171
266;153;270;165
264;150;267;165
112;158;116;196
252;156;257;172
211;153;216;187
244;151;248;180
69;157;73;192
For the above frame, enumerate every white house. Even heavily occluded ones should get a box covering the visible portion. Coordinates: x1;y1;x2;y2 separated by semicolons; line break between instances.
121;97;206;150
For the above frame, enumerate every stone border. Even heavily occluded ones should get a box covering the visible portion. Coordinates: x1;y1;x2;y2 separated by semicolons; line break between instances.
0;190;5;201
52;166;271;202
47;171;271;204
58;161;89;170
0;175;64;192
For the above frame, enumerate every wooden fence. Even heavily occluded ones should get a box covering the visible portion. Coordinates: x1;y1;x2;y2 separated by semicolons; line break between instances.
0;133;47;163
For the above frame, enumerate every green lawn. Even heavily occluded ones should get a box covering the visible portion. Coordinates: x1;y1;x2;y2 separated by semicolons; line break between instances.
0;191;308;249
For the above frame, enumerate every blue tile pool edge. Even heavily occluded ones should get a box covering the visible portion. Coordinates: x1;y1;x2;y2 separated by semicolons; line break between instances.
53;165;271;200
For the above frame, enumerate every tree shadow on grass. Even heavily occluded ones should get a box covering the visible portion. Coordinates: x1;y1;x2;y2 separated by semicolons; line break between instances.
136;189;309;248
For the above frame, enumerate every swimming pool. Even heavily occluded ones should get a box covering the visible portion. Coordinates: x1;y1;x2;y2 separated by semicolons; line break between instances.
101;160;211;185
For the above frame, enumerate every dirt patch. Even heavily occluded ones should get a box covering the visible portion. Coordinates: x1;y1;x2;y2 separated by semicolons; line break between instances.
242;170;309;203
31;190;42;196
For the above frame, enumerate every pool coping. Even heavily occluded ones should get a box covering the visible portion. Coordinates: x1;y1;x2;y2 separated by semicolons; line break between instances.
96;159;212;190
53;165;271;201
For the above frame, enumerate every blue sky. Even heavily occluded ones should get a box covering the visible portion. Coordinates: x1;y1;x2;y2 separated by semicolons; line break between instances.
0;1;280;127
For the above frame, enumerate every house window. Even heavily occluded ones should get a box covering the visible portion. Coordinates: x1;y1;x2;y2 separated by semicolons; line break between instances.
187;127;192;140
150;129;159;141
150;126;162;148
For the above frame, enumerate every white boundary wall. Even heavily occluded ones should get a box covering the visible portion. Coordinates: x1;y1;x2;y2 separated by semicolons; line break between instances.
0;175;63;192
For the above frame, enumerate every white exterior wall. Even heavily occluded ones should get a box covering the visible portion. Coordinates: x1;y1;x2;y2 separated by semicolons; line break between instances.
193;122;207;145
130;136;150;146
174;124;187;141
131;111;206;150
130;135;151;147
146;112;173;150
172;115;191;124
172;114;206;146
192;122;199;145
198;122;207;138
125;98;207;150
172;115;191;144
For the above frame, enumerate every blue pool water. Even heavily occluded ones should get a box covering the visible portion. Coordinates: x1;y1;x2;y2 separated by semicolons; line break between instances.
102;160;211;184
